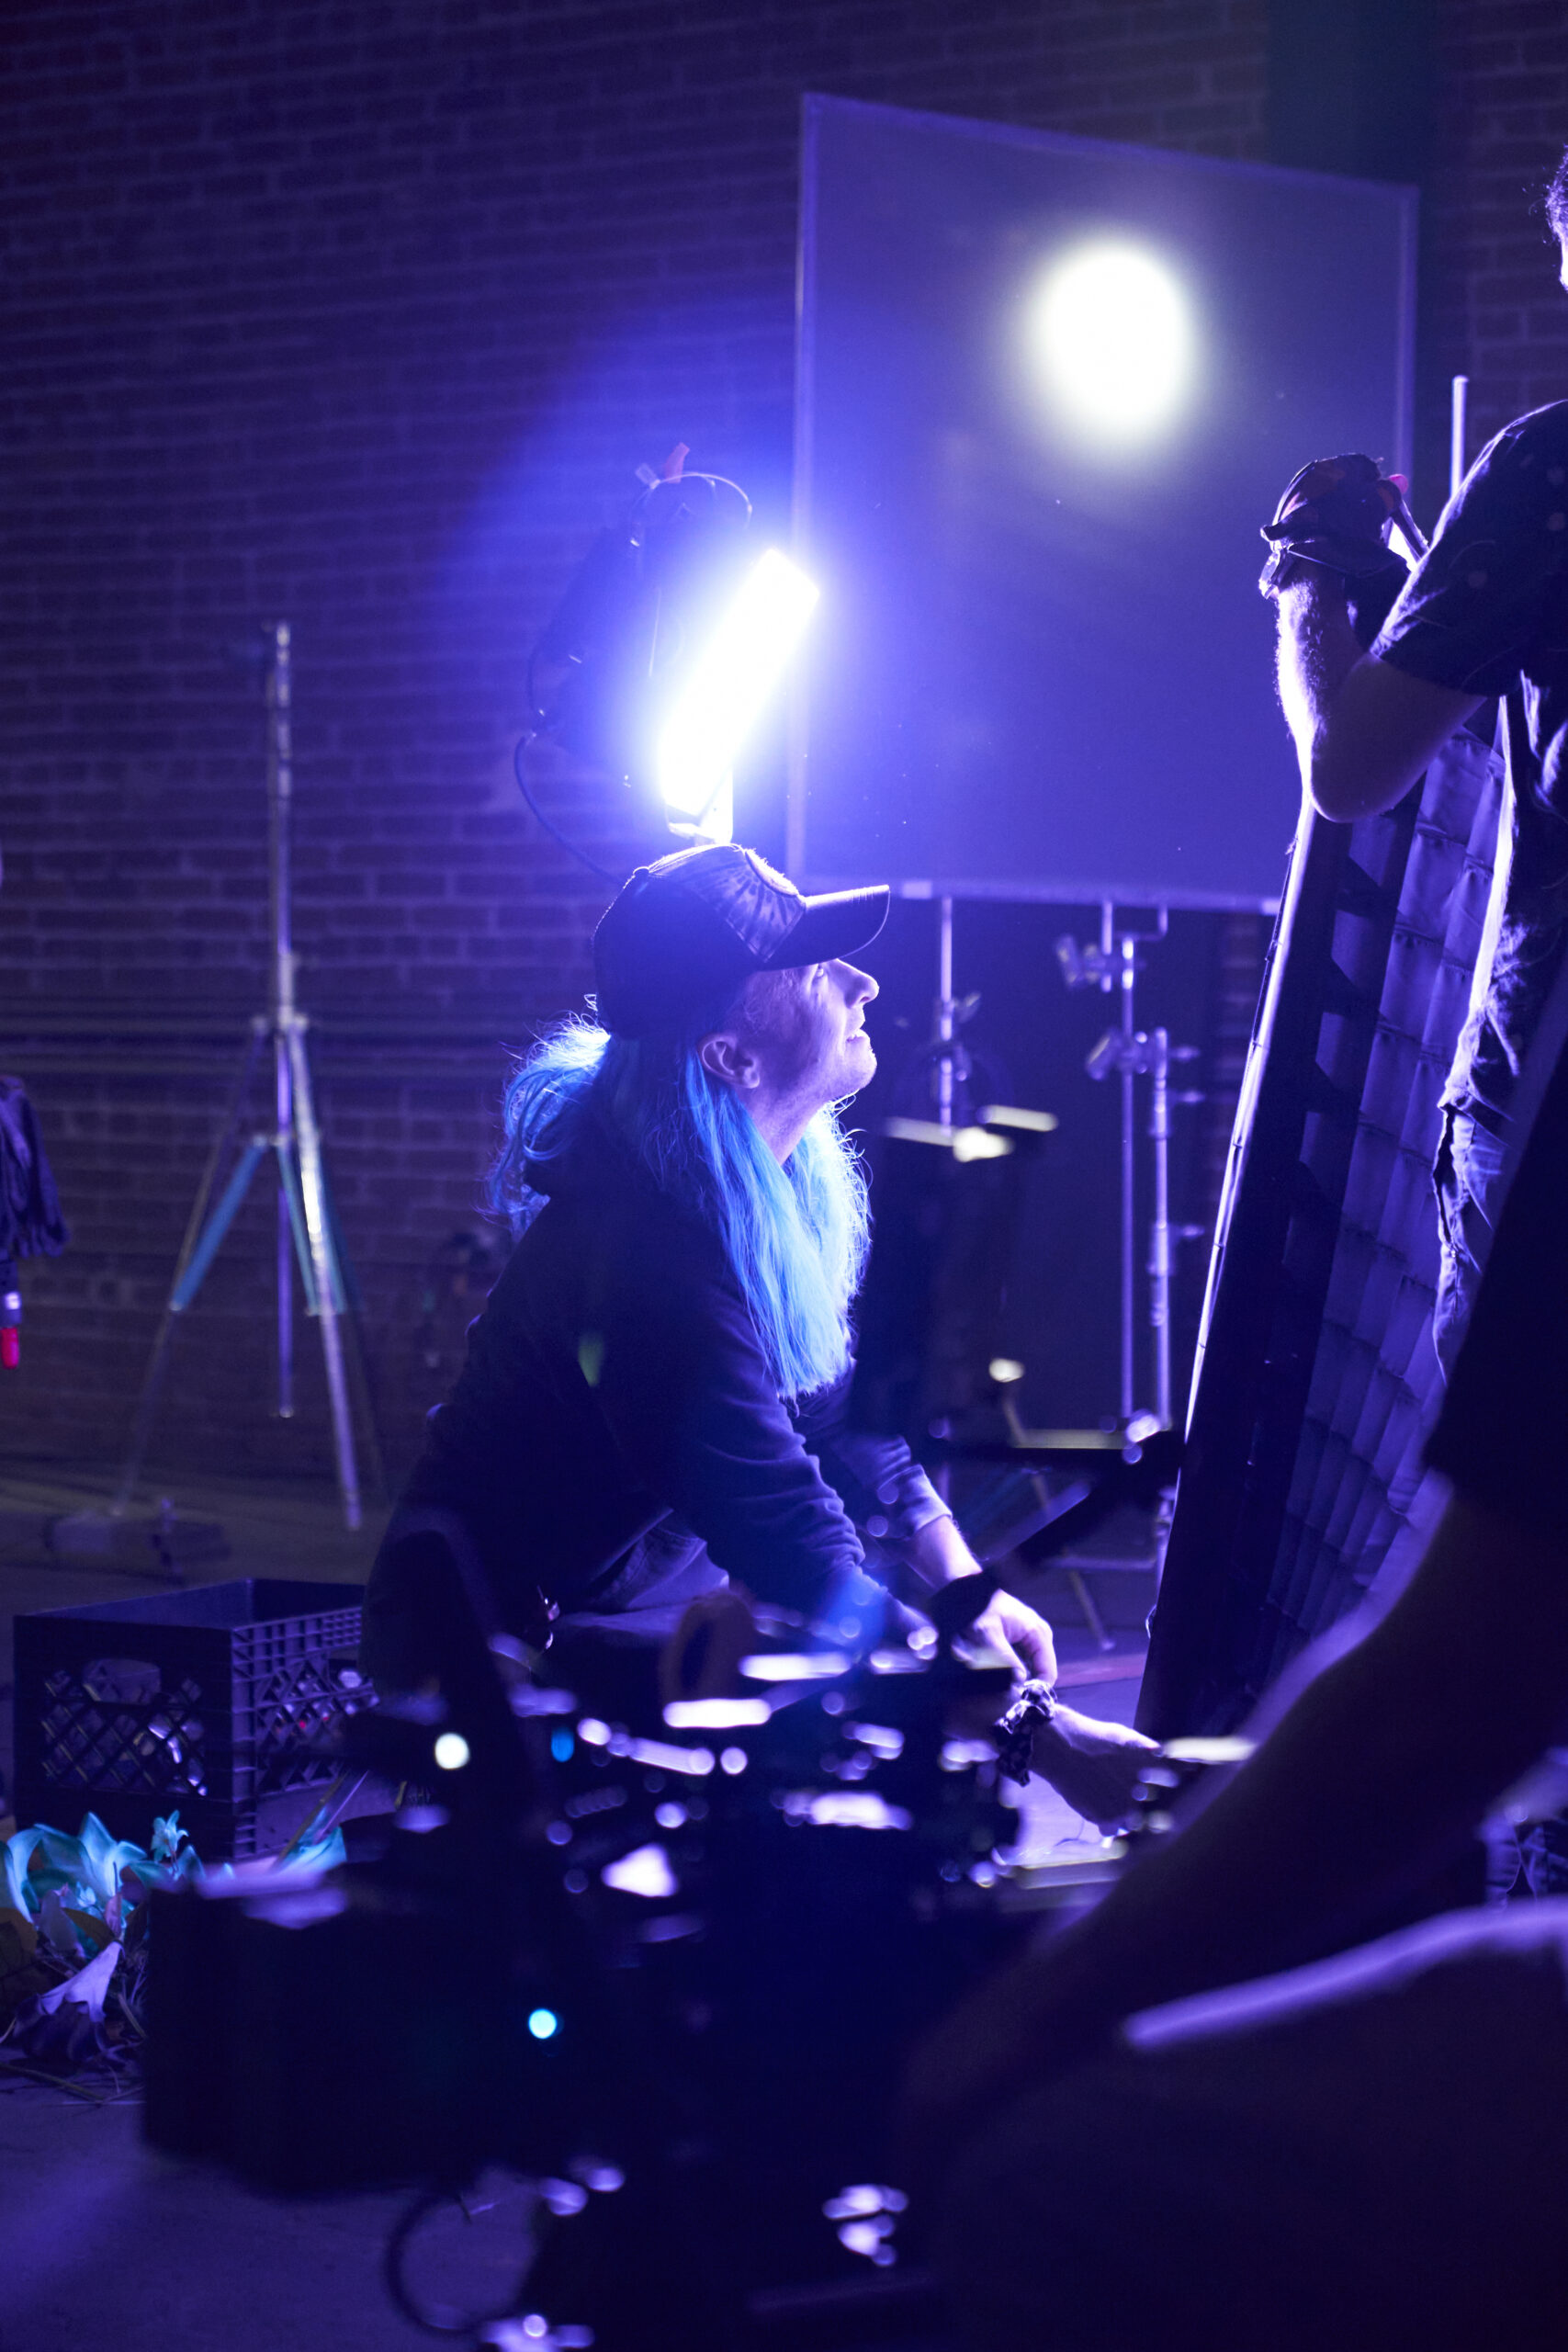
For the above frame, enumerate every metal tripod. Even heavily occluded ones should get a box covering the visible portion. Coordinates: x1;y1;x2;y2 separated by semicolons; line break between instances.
114;622;370;1531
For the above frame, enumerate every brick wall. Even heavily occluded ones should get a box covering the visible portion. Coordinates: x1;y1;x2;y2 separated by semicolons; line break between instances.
1;0;1563;1488
1420;1;1568;501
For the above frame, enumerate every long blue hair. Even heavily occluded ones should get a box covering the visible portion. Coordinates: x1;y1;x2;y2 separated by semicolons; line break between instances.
491;1000;869;1402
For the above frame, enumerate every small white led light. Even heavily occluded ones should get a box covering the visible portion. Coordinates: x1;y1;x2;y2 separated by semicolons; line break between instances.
433;1732;469;1771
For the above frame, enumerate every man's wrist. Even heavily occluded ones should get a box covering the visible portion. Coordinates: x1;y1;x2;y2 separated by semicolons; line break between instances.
1270;552;1346;601
1276;567;1348;619
904;1509;979;1588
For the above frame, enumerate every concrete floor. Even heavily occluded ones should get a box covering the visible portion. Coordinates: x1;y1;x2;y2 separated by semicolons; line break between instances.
0;2079;452;2352
0;1459;1145;2351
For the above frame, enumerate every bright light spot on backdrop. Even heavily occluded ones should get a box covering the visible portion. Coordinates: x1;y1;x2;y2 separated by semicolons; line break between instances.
1028;243;1194;443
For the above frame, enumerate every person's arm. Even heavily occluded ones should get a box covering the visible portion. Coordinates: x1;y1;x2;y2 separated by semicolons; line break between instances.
900;1510;1056;1682
593;1250;866;1618
1277;571;1481;821
801;1378;1057;1678
903;1489;1568;2159
1280;413;1568;822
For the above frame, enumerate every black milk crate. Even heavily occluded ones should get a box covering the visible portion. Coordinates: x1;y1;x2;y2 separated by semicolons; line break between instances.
13;1579;386;1861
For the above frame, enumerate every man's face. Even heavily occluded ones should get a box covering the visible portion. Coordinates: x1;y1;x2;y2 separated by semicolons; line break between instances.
740;957;879;1113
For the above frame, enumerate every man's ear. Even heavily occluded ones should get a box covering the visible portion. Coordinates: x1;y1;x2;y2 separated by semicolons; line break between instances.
705;1030;766;1091
698;1030;760;1091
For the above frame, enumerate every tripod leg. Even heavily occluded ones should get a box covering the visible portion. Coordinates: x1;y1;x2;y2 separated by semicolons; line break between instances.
1066;1566;1115;1653
272;1021;294;1421
276;1181;295;1419
113;1302;184;1521
275;1142;317;1311
113;1027;265;1514
169;1141;269;1311
285;1018;362;1532
280;1136;387;1503
321;1162;388;1504
115;1139;268;1510
114;1137;267;1512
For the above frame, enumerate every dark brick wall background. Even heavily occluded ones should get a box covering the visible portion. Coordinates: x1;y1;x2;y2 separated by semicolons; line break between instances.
2;0;1565;1491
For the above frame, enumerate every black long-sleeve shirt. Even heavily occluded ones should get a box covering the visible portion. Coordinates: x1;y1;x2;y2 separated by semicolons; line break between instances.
393;1114;946;1634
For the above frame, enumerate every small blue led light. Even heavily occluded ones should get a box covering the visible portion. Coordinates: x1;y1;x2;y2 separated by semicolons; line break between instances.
527;2007;560;2041
550;1728;575;1761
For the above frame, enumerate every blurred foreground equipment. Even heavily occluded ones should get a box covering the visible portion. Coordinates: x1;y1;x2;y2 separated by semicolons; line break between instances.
142;1532;1175;2348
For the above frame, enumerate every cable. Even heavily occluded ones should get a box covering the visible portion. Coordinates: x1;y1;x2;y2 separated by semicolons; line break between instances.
512;733;626;886
383;2183;540;2336
632;468;751;543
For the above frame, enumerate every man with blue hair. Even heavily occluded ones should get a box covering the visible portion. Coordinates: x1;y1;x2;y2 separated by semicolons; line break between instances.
364;842;1067;1713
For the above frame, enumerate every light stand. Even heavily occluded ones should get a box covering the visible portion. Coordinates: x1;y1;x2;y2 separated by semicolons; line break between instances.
113;623;374;1532
1058;907;1204;1430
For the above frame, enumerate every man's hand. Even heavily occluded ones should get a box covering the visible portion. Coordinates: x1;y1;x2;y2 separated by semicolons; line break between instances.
904;1513;1057;1683
972;1587;1056;1683
1263;452;1480;820
1028;1702;1158;1831
1259;452;1411;644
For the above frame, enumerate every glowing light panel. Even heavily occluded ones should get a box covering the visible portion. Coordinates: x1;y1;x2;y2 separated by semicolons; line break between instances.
1030;243;1192;441
658;548;820;837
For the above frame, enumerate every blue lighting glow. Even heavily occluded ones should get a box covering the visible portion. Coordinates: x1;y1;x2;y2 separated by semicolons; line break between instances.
549;1728;575;1761
527;2007;560;2041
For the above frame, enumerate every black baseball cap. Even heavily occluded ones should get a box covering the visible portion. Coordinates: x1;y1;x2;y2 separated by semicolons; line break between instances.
592;844;889;1040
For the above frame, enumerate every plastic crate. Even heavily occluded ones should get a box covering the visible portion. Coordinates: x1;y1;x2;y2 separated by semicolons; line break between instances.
13;1578;384;1860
